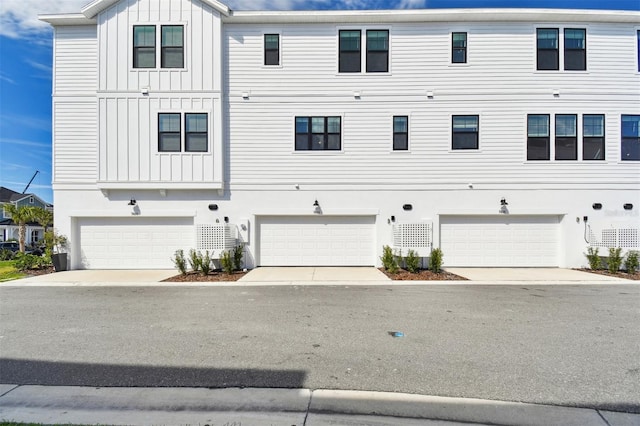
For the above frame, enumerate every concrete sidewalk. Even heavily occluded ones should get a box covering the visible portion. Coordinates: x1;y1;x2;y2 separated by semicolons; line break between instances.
1;385;637;426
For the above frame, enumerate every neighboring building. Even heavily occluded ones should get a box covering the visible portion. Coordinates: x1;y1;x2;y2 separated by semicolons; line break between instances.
40;2;639;270
0;187;52;244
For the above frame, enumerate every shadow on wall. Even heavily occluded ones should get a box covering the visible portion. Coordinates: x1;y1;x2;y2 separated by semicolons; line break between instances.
0;358;307;388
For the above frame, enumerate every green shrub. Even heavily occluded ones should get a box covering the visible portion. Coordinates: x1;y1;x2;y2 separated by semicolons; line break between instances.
429;248;443;273
381;245;399;274
188;249;201;272
232;244;244;271
0;249;14;261
608;247;623;274
200;251;213;275
625;251;639;274
172;249;187;275
220;250;234;275
585;247;601;270
405;249;420;273
13;253;46;271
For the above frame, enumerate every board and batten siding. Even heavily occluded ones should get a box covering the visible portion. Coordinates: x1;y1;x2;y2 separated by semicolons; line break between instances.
53;25;97;184
224;22;640;190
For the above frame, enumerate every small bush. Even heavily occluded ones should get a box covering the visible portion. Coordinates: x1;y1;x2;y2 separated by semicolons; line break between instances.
625;251;639;274
188;249;201;272
200;251;212;275
405;249;420;273
173;249;187;275
608;247;623;274
13;253;46;271
429;248;443;273
381;245;399;273
585;247;601;270
220;250;234;275
232;244;244;271
0;249;14;261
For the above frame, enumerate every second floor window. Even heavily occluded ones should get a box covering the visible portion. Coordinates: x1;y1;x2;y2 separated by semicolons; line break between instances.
161;26;184;68
583;115;605;160
564;29;586;70
452;32;467;63
537;29;559;70
339;30;361;73
555;114;577;160
133;25;156;68
621;115;640;161
295;117;341;151
393;116;409;151
527;114;550;160
158;113;208;153
366;30;389;72
264;34;280;66
452;115;479;150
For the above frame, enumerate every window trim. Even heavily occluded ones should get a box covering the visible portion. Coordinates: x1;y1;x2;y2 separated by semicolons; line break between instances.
451;32;467;64
527;114;551;161
263;33;281;67
583;114;605;161
392;115;409;151
294;116;342;152
451;115;480;151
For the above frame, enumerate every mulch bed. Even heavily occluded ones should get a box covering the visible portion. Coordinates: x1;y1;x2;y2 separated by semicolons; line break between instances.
379;268;467;281
576;268;640;281
23;266;55;277
163;271;248;282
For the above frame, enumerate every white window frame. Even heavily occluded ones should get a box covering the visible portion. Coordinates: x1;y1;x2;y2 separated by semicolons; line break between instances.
336;26;392;75
534;25;589;73
292;113;345;155
155;110;213;155
130;22;188;72
262;31;282;68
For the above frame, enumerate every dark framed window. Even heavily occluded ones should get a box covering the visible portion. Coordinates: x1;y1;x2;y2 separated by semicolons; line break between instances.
366;30;389;73
537;28;559;70
393;116;408;151
339;30;361;73
161;25;184;68
583;114;605;160
452;115;479;150
185;113;208;152
264;34;280;66
527;114;550;160
564;28;586;70
133;25;155;68
637;30;640;72
621;115;640;161
158;113;181;152
452;32;467;64
555;115;577;160
295;117;341;151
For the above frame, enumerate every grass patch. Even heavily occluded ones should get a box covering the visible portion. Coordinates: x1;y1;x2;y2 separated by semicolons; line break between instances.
0;260;25;282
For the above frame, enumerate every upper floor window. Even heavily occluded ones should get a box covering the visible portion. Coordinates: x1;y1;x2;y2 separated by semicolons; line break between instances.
452;115;479;150
133;25;184;69
564;29;586;71
555;114;577;160
264;34;280;66
158;113;208;153
583;115;605;160
339;30;361;73
537;29;559;70
133;25;156;68
452;32;467;64
366;30;389;73
161;26;184;68
527;114;550;160
637;30;640;72
295;117;341;151
621;115;640;161
393;116;408;151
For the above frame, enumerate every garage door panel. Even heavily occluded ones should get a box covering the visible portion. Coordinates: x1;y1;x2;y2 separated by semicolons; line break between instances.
258;216;375;266
78;217;194;269
441;215;559;267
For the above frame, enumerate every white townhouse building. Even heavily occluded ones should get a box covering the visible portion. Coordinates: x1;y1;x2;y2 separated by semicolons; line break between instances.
40;1;639;270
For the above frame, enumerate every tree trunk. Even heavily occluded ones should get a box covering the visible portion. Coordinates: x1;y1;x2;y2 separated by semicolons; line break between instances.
19;223;26;253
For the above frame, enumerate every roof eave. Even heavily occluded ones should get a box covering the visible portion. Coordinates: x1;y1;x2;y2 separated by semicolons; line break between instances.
81;0;230;19
38;13;96;26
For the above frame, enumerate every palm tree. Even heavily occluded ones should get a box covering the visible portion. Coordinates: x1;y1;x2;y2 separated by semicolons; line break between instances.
3;204;37;253
32;207;53;234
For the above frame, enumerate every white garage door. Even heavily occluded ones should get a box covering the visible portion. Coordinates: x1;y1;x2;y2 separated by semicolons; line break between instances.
78;217;194;269
440;215;560;267
258;216;376;266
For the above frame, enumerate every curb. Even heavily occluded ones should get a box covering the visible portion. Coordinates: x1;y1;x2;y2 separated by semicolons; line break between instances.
1;385;638;426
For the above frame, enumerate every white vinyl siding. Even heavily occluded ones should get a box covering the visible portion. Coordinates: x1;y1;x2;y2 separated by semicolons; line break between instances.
53;102;97;183
54;26;97;94
440;215;560;267
77;217;194;269
258;216;376;266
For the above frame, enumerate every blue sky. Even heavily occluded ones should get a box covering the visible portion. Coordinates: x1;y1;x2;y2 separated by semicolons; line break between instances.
0;0;638;204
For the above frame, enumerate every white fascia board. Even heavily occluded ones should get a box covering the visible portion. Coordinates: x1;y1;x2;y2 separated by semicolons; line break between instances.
225;8;640;25
38;13;96;26
81;0;230;18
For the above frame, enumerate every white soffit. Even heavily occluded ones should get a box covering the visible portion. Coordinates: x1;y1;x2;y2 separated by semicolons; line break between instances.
81;0;230;18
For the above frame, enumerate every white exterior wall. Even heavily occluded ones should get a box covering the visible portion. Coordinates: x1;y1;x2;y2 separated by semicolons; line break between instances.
95;0;224;189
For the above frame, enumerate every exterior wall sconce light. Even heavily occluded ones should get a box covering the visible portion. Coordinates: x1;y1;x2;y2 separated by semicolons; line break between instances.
500;198;508;206
552;89;560;97
313;200;321;214
208;204;219;211
592;203;602;210
128;199;137;206
624;203;633;210
353;91;361;99
224;216;229;223
427;91;434;99
499;198;509;214
242;91;250;99
403;204;413;211
390;215;396;222
313;200;319;207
